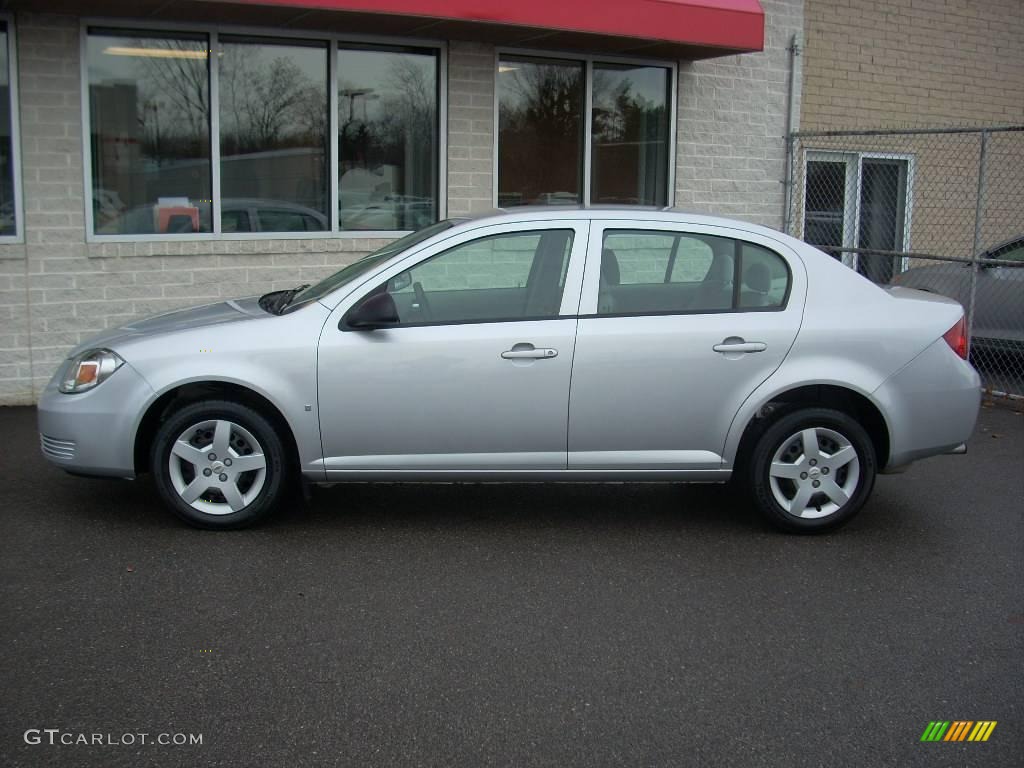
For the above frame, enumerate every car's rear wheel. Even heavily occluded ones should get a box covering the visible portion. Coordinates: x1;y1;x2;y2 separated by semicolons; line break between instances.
151;400;288;529
748;407;876;533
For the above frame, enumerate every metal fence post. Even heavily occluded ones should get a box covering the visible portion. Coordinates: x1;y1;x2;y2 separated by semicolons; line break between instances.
966;129;989;358
782;133;795;235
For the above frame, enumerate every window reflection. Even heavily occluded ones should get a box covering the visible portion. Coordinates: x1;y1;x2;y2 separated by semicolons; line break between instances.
0;23;14;237
338;48;439;231
219;36;328;233
498;56;584;207
591;63;669;206
87;30;212;234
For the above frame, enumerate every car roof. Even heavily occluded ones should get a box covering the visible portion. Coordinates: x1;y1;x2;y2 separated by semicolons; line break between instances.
453;206;789;241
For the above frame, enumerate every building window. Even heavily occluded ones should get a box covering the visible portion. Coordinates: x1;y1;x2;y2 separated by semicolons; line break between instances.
0;20;19;239
498;54;672;208
219;36;329;233
87;30;212;235
591;63;670;206
338;47;439;231
497;57;584;207
803;152;913;283
84;27;441;238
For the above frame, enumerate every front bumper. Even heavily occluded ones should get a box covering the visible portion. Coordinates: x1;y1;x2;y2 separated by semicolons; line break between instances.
873;338;982;470
37;361;155;479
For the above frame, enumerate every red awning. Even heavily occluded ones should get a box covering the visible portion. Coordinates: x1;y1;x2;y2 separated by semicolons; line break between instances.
219;0;764;56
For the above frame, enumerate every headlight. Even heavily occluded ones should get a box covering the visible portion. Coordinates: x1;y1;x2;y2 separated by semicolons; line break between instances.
59;349;125;394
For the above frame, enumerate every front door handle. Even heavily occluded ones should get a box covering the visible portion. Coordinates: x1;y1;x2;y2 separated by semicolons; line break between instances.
713;338;767;354
501;344;558;360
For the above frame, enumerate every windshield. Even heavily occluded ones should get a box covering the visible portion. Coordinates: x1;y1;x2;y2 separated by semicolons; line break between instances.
288;220;457;306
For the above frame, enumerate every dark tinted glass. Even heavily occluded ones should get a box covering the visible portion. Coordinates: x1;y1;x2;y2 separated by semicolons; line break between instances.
803;160;847;252
498;56;584;207
0;23;14;237
857;159;907;283
87;30;212;234
219;37;328;232
591;64;670;206
337;48;439;231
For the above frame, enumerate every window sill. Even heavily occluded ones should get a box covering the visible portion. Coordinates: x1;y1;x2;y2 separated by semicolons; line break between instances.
84;233;405;259
0;240;26;258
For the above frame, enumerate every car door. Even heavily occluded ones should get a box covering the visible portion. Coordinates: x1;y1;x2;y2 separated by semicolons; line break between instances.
316;220;588;475
567;221;805;471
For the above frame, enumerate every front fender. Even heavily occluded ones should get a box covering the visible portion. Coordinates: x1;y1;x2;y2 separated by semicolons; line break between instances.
117;304;330;477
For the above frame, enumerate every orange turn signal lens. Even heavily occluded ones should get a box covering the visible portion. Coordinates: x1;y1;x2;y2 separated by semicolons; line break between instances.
75;361;99;386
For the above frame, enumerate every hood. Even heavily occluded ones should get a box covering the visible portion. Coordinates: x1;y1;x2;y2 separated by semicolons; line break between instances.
67;296;268;357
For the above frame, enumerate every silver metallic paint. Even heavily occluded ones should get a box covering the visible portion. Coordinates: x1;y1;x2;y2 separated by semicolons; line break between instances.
37;209;982;488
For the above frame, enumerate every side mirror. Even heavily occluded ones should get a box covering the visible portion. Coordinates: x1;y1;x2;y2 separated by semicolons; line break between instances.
344;292;400;330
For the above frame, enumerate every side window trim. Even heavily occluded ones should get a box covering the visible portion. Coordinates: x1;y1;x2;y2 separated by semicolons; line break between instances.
339;222;588;330
579;222;794;318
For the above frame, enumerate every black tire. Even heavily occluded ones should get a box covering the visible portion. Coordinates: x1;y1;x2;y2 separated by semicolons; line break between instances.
747;407;876;534
151;399;288;530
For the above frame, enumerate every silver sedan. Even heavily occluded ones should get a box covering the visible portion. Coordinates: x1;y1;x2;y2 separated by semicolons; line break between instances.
38;209;981;532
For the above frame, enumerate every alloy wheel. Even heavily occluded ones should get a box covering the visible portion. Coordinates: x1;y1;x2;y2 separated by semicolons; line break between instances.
768;426;860;519
167;419;267;515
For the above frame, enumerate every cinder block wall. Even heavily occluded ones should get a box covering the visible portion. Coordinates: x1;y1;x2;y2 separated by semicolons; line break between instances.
0;5;801;405
675;0;804;228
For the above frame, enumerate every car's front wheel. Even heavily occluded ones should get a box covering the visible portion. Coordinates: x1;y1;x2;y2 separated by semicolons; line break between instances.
748;407;876;533
151;400;288;529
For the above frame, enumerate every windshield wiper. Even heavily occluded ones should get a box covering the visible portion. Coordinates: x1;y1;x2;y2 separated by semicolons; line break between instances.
272;284;310;314
258;285;310;315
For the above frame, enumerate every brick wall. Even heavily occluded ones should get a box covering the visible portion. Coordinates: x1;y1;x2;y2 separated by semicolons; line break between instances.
675;0;804;228
802;0;1024;129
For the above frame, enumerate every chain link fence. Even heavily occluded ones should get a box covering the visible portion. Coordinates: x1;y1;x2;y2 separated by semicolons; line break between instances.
785;125;1024;398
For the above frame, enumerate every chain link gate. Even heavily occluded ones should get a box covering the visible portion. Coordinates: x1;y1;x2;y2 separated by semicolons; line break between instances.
785;125;1024;398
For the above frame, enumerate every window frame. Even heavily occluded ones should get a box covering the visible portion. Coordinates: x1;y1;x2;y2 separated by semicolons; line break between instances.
579;222;794;319
79;18;447;243
800;150;916;273
334;219;590;328
493;47;677;211
345;227;577;329
0;15;24;244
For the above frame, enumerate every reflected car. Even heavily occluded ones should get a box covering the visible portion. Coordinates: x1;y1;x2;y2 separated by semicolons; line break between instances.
892;235;1024;354
95;199;329;235
39;209;981;533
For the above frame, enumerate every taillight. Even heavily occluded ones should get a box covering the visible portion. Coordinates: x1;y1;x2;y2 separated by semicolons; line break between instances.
943;316;968;360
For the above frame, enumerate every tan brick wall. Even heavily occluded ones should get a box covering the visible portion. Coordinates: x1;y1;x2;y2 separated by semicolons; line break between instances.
802;0;1024;129
795;0;1024;262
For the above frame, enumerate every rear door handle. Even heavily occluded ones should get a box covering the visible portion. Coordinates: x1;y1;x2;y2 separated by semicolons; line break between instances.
713;339;767;354
501;344;558;360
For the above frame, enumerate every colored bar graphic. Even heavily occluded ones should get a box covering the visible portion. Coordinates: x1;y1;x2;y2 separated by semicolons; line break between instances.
945;721;972;741
921;720;996;742
968;722;997;742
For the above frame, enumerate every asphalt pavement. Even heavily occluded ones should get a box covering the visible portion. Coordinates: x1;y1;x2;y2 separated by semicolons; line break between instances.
1;402;1021;767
